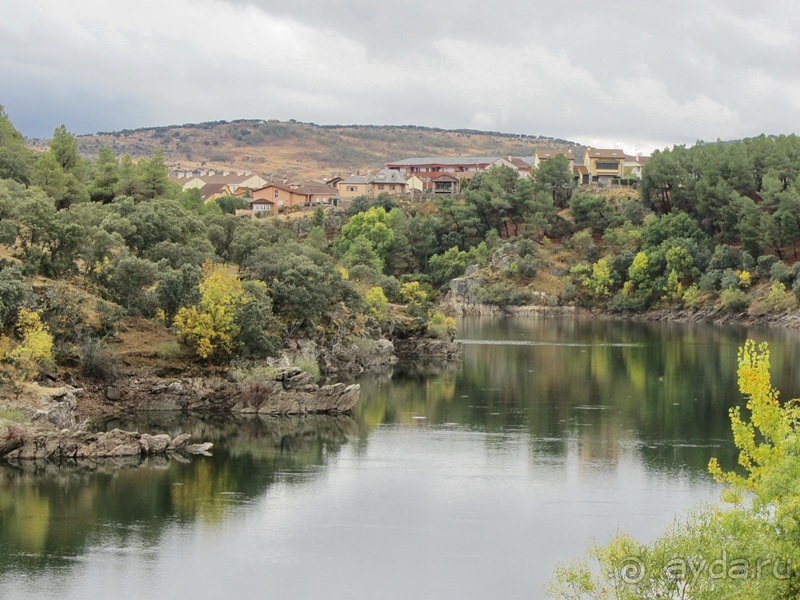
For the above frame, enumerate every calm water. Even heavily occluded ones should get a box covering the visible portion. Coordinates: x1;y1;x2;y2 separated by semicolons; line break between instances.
2;317;800;599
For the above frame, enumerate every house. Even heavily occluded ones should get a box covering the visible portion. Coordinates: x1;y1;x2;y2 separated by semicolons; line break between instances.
248;198;275;215
336;169;408;200
371;169;408;195
426;173;461;194
405;174;424;193
251;182;337;208
171;172;269;195
386;156;500;175
198;183;234;203
533;148;575;173
338;175;372;200
584;148;625;183
622;154;650;179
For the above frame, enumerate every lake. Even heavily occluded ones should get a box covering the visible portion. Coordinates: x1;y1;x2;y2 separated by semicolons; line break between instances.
2;316;800;599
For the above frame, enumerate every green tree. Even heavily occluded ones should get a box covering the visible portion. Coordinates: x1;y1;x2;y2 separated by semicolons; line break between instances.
533;153;573;208
0;106;33;183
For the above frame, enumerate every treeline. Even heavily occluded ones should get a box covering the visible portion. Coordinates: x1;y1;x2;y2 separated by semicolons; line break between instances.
563;135;800;314
0;109;471;380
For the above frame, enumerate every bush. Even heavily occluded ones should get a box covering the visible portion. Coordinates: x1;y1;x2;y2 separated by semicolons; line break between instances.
769;261;792;284
79;336;119;382
474;282;533;306
756;255;779;279
720;288;748;313
719;268;740;290
427;311;456;339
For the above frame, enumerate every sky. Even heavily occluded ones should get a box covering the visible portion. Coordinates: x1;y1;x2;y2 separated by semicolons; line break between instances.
2;0;800;155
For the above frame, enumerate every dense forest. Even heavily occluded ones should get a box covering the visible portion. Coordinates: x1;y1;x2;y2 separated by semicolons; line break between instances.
3;105;800;385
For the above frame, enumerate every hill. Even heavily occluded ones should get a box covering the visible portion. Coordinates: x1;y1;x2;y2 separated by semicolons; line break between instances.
33;120;582;180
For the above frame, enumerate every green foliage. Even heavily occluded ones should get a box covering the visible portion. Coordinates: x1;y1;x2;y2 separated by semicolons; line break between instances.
428;246;470;288
0;106;33;184
720;288;749;313
427;312;456;338
215;195;249;215
235;280;281;359
156;264;201;324
336;207;396;268
474;281;534;306
569;192;621;233
101;255;159;316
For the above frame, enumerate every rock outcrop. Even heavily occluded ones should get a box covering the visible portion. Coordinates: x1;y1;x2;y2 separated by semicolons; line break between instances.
1;427;212;461
114;368;360;415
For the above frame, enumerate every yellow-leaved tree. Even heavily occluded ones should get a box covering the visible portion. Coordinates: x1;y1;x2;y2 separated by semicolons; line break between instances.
8;308;54;379
173;262;249;361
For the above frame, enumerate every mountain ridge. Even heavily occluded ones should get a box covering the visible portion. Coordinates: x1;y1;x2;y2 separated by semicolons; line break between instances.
27;119;583;181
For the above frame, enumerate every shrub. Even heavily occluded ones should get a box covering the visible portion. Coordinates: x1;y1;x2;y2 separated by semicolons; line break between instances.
769;261;792;284
9;308;54;378
474;282;534;306
79;336;119;382
720;288;748;313
427;311;456;339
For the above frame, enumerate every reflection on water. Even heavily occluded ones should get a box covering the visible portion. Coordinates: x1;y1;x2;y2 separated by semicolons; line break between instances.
2;317;800;599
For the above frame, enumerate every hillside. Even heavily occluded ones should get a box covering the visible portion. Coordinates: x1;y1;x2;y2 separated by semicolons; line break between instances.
30;120;581;180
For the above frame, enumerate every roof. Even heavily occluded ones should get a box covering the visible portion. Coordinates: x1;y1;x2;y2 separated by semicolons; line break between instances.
386;156;500;167
340;175;370;185
429;173;461;182
508;157;533;169
586;148;625;159
250;198;275;205
254;182;336;197
372;169;407;184
573;165;589;174
199;183;229;199
535;148;575;160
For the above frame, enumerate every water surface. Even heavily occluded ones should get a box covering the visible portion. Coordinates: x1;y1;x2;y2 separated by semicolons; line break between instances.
2;316;800;599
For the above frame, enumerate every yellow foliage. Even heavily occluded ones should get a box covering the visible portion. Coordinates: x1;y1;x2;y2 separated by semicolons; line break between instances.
8;308;54;379
708;340;796;501
737;270;752;289
173;262;248;361
365;286;388;319
400;281;428;304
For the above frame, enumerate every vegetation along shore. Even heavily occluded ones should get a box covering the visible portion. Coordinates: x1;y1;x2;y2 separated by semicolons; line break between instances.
3;106;800;464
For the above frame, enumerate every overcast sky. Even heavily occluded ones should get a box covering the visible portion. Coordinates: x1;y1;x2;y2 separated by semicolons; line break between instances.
2;0;799;154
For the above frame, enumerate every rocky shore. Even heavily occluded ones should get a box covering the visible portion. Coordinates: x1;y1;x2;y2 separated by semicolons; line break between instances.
0;367;361;464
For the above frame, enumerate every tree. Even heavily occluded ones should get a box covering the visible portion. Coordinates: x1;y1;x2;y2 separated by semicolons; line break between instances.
533;154;573;208
173;262;249;361
215;195;249;215
137;149;175;200
88;148;120;203
336;207;396;268
156;264;201;324
0;106;33;183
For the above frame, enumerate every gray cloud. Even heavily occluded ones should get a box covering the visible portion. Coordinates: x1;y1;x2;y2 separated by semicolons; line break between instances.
2;0;800;154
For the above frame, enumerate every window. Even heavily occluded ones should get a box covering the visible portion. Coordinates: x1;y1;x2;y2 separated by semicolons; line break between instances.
274;189;280;198
378;184;384;190
347;186;357;192
595;161;619;171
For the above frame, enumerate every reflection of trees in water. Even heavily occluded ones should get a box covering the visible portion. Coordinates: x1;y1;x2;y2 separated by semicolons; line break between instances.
0;414;357;571
358;317;800;475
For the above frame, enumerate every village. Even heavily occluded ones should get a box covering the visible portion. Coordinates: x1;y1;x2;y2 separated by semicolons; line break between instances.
169;148;650;216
